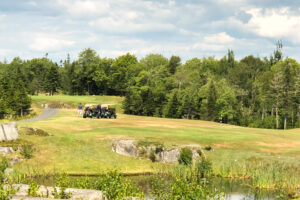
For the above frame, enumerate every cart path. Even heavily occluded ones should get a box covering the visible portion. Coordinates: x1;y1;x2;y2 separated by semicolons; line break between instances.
17;109;59;123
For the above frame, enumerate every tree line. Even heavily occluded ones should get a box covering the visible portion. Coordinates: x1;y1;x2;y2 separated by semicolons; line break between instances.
1;42;300;129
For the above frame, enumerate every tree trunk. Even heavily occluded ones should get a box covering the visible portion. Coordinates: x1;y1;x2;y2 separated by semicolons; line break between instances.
284;116;287;130
276;107;279;129
271;108;274;116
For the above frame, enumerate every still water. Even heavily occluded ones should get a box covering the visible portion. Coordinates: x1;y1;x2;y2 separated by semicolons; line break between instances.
34;175;286;200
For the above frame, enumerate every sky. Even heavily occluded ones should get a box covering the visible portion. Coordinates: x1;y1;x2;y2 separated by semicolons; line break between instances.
0;0;300;63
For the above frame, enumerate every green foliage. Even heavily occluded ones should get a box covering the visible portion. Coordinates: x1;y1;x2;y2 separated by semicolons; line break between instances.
178;148;193;165
138;148;147;157
53;173;72;199
96;171;144;200
0;184;12;200
150;164;224;200
155;144;164;154
20;144;34;159
196;158;212;178
149;150;156;162
204;146;212;151
27;181;40;197
197;149;202;157
3;43;300;129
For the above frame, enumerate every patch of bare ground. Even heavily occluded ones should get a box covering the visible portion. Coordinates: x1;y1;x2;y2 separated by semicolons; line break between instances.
255;141;300;148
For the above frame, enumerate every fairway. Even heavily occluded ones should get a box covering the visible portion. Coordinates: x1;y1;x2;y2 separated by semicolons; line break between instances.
12;95;300;176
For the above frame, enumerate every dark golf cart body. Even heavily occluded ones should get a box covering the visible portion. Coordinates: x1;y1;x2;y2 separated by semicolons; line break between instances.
83;104;117;119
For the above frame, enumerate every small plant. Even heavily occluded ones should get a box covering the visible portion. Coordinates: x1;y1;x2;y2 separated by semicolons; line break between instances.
12;145;18;152
20;144;34;159
0;184;12;200
197;149;202;157
196;158;212;178
0;158;9;173
53;173;72;199
149;150;156;162
155;144;164;154
28;181;40;197
204;146;212;151
96;171;144;200
138;148;147;157
178;148;193;165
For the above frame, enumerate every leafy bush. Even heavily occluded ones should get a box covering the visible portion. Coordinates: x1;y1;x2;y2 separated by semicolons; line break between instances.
197;149;202;157
150;164;224;200
138;148;147;157
196;158;212;178
204;146;212;151
96;171;144;200
53;173;72;199
28;181;40;197
0;158;9;183
20;144;34;159
149;150;156;162
178;148;193;165
12;145;18;152
155;144;164;154
0;184;12;200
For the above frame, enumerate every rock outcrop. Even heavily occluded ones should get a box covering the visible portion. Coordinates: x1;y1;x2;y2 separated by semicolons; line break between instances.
9;184;104;200
112;139;204;163
112;139;138;157
0;122;18;141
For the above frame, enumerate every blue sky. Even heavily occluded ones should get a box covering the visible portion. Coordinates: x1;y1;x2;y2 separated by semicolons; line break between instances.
0;0;300;63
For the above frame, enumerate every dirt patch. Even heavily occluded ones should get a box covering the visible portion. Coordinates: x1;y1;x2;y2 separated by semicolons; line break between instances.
19;127;50;136
213;142;232;149
254;141;300;148
53;124;93;131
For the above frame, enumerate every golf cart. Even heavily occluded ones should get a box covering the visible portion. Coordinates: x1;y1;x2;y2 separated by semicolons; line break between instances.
100;104;117;119
83;104;117;119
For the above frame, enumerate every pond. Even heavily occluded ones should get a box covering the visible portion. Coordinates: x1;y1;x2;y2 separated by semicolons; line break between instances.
128;175;285;200
33;175;287;200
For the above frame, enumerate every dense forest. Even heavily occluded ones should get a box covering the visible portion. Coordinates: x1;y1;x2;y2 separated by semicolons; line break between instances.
1;42;300;129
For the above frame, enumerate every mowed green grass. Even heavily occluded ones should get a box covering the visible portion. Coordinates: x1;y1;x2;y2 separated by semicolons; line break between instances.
14;95;300;175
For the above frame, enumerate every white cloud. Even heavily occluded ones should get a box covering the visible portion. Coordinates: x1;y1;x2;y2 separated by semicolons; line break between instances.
55;0;110;18
28;1;37;7
0;48;11;56
29;35;75;52
246;7;300;43
204;32;235;44
89;17;176;33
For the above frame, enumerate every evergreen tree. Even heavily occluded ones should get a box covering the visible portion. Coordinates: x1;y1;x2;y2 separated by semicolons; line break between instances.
207;80;217;121
168;56;181;74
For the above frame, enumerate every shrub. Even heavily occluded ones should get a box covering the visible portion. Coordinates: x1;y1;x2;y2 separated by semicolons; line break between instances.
20;144;34;159
0;184;12;200
28;181;40;197
0;158;9;183
149;150;156;162
155;144;164;154
12;145;18;152
197;149;202;157
178;148;193;165
204;146;212;151
53;173;72;199
0;158;9;173
96;171;144;200
196;158;212;178
138;148;147;157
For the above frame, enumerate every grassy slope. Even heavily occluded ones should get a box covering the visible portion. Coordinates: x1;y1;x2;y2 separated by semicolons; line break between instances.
13;95;300;176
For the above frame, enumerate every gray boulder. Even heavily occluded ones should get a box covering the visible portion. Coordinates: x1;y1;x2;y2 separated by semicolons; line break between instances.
0;122;18;141
0;147;15;155
112;139;138;157
11;184;104;200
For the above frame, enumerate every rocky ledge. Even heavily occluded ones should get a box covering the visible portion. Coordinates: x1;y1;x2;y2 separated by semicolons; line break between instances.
112;139;205;163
